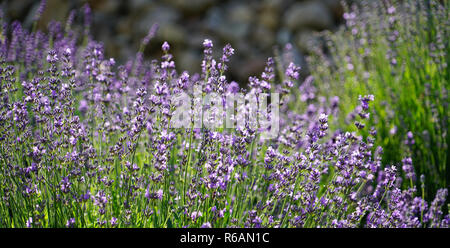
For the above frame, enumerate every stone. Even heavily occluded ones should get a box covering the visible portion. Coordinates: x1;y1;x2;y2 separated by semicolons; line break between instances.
177;50;201;74
295;29;322;54
284;1;334;31
252;25;275;50
322;0;343;20
228;3;254;23
277;28;293;45
259;0;285;30
186;31;207;49
134;5;180;41
2;0;340;81
259;8;279;30
89;0;121;14
24;0;69;30
231;54;267;82
5;0;34;21
129;0;154;12
261;0;284;11
158;23;187;46
205;5;251;43
167;0;217;15
117;17;133;37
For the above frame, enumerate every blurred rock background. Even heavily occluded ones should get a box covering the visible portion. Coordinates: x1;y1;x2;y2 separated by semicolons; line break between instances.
1;0;343;83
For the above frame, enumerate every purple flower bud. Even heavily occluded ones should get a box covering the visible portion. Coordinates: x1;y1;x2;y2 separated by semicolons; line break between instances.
227;81;239;93
142;23;159;47
203;39;213;49
34;0;47;22
162;41;170;52
66;218;75;228
286;62;300;80
110;217;118;226
201;222;211;228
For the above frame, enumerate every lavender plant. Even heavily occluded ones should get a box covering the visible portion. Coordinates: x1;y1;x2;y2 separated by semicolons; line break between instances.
307;0;449;196
0;2;448;228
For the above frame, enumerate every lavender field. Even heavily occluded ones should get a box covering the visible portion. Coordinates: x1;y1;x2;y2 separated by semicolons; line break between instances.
0;0;448;228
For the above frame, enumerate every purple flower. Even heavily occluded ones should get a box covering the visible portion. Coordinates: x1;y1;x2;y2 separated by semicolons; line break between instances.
162;41;170;52
0;5;447;229
66;218;75;228
203;39;213;49
142;23;159;47
26;217;33;228
34;0;47;22
60;177;72;193
201;222;211;228
227;81;239;93
285;62;300;80
191;211;203;222
401;157;415;180
110;217;118;227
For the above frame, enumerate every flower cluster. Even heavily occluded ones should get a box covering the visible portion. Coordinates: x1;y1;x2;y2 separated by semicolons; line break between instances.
0;1;448;228
308;0;448;196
